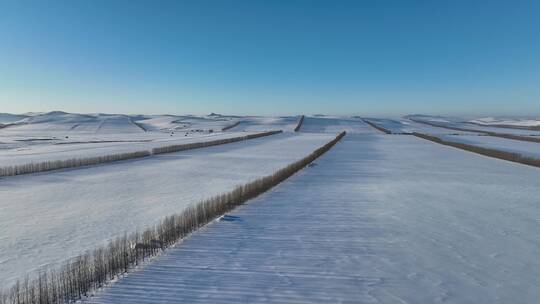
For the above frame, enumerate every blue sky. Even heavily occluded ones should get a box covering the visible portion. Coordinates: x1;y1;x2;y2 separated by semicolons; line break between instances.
0;0;539;116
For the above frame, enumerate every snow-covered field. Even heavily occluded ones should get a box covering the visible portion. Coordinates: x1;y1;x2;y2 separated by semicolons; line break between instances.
470;117;540;128
87;134;540;304
227;116;300;132
439;134;540;159
134;114;238;132
301;116;376;134
365;118;479;135
0;112;240;150
0;131;259;167
455;123;540;137
407;114;540;137
0;132;334;287
3;112;540;303
0;111;267;170
0;112;237;135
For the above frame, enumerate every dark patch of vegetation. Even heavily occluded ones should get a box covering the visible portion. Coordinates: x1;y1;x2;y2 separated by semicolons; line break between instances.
54;140;153;145
129;118;148;132
294;115;305;132
410;119;540;144
361;118;392;134
468;121;540;131
221;121;241;131
0;131;346;304
14;139;55;142
0;150;152;177
0;131;281;177
413;132;540;168
152;131;282;154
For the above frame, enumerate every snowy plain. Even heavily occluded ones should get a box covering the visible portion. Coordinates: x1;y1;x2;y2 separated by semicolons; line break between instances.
3;112;540;304
438;134;540;159
406;114;540;136
301;116;376;134
0;112;241;150
454;123;540;137
0;111;281;169
86;134;540;304
134;114;238;132
364;118;480;135
469;116;540;128
227;116;301;132
0;132;334;287
0;131;259;167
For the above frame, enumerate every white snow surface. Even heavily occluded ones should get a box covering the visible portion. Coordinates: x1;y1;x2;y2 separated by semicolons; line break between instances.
406;114;540;136
134;115;237;132
6;112;145;135
471;117;540;127
301;116;376;134
439;134;540;159
87;134;540;304
4;111;234;134
0;112;249;161
0;131;258;167
0;132;334;287
366;118;479;135
0;113;28;124
228;116;300;132
458;123;540;137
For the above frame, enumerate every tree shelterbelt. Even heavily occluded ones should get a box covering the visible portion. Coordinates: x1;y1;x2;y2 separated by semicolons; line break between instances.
0;131;346;304
0;131;281;177
413;132;540;168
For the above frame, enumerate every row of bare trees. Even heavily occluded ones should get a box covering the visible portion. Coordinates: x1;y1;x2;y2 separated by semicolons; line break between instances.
409;118;540;144
0;131;346;304
468;121;540;131
361;119;392;134
294;115;305;132
221;121;241;131
413;132;540;168
0;131;281;177
152;130;282;154
0;151;151;177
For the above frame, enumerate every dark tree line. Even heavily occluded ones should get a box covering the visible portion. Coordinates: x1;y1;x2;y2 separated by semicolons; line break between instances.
0;131;281;177
221;121;241;131
413;132;540;168
409;118;540;144
0;151;151;177
468;121;540;131
294;115;305;132
0;131;346;304
361;119;392;134
152;130;282;154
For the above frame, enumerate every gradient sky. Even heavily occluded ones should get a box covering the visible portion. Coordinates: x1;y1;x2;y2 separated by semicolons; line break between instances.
0;0;539;116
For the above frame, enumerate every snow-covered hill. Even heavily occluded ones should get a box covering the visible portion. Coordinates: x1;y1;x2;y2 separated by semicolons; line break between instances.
0;113;28;124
